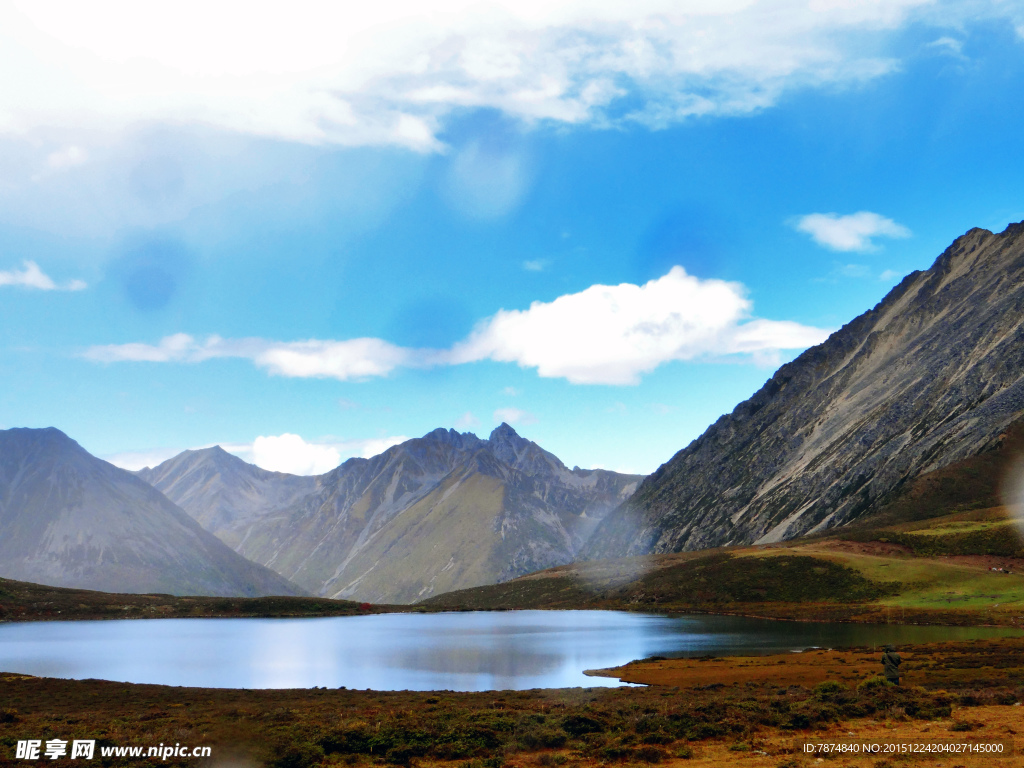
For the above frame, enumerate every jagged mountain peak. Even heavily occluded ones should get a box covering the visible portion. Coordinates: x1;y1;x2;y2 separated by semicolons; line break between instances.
142;422;643;603
488;421;521;443
420;427;483;452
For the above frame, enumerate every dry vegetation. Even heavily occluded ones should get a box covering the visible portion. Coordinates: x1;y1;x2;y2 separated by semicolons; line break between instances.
2;637;1023;768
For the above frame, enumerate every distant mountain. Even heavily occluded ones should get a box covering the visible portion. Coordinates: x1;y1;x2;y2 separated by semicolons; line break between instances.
0;427;306;597
144;424;641;603
585;221;1024;558
136;446;319;550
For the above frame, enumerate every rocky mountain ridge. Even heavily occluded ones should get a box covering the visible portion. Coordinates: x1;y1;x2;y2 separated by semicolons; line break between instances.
144;424;642;603
585;221;1024;558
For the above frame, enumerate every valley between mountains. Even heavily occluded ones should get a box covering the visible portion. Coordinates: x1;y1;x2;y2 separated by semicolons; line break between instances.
2;221;1024;615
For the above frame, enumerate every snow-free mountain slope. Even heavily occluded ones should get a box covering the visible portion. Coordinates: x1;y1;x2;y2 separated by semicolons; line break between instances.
586;222;1024;558
137;446;319;550
0;427;306;597
145;424;641;603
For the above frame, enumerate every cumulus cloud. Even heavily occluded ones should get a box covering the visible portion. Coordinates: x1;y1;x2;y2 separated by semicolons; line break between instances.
795;211;912;251
449;267;830;384
493;407;537;426
2;0;1002;150
240;433;409;473
85;267;832;384
0;260;86;290
250;433;341;474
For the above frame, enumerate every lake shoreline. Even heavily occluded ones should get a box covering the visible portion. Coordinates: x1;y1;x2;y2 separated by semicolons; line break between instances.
3;636;1022;767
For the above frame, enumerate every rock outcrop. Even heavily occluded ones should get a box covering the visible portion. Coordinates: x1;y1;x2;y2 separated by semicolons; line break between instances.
585;222;1024;557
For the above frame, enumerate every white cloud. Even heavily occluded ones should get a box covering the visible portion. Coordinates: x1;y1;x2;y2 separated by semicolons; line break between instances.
0;260;86;290
449;266;831;384
241;433;409;471
493;407;537;426
1;0;999;150
84;333;413;379
879;268;904;282
85;266;832;385
109;433;410;475
251;433;341;474
795;211;912;251
502;386;520;396
522;259;547;272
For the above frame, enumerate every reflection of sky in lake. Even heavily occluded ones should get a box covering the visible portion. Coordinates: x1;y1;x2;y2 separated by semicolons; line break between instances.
0;611;1017;691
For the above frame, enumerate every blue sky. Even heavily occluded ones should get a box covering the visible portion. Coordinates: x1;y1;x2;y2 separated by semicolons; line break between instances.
1;1;1023;475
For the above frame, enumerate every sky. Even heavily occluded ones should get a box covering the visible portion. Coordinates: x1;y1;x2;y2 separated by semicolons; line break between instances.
1;0;1023;476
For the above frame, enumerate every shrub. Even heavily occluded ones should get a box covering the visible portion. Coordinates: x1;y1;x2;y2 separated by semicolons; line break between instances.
560;714;605;737
634;745;669;763
267;740;325;768
813;680;846;700
856;676;891;693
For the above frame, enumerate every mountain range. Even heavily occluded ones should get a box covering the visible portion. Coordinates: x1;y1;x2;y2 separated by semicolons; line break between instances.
585;221;1024;558
141;424;642;603
5;221;1024;603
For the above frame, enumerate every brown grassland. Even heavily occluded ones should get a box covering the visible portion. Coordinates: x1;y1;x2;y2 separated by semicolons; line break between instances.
1;637;1023;768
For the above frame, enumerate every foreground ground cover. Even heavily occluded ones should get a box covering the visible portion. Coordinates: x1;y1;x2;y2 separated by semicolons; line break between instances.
2;638;1022;768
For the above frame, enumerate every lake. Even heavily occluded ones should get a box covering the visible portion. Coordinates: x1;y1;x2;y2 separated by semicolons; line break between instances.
0;610;1016;691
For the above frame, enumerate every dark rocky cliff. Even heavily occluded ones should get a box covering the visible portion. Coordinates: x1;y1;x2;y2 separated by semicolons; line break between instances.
585;222;1024;557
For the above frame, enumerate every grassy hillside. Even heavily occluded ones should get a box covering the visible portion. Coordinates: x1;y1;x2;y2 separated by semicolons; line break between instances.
0;576;392;622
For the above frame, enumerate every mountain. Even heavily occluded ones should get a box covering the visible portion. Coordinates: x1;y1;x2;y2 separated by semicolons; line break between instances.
0;427;306;597
585;221;1024;558
144;424;641;603
136;446;319;550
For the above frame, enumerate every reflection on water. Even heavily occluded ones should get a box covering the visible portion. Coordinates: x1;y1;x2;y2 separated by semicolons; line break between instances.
0;610;1017;691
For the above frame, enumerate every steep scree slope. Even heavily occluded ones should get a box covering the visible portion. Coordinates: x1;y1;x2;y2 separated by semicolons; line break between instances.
586;222;1024;557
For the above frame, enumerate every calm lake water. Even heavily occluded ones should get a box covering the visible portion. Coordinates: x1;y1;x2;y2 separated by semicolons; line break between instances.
0;610;1017;691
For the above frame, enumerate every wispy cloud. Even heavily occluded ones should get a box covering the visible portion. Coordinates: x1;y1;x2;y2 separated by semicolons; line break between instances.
0;260;87;291
795;211;911;251
522;259;547;272
84;333;416;380
85;266;832;385
454;411;480;429
3;1;1007;150
926;36;965;57
493;407;537;426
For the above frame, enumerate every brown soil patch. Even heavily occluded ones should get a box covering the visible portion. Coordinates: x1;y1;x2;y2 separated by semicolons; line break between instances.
813;539;915;557
591;648;886;689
